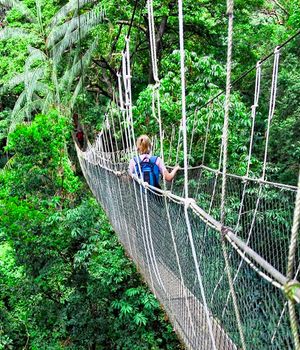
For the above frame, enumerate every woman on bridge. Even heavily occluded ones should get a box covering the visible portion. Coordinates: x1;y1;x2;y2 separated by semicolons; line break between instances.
129;135;179;189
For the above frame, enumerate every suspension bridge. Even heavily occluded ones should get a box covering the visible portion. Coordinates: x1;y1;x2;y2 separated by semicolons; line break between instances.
75;0;300;349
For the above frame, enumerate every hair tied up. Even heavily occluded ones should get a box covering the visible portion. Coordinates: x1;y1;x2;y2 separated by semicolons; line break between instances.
136;135;151;154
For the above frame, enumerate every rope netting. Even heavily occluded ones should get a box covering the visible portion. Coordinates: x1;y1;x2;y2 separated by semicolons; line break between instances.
76;144;299;349
74;0;300;348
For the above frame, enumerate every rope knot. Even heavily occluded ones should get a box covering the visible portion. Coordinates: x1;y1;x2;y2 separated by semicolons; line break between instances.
163;190;172;197
284;280;300;303
274;46;281;55
184;197;196;208
154;80;160;89
221;225;230;238
142;181;149;189
241;176;248;183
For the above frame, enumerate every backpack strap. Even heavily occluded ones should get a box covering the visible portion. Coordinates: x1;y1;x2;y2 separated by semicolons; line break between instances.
133;156;140;165
149;156;158;164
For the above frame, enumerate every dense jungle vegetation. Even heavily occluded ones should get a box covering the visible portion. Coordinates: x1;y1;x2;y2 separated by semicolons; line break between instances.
0;0;299;348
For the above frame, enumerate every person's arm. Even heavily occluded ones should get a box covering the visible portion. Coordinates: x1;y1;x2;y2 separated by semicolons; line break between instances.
163;165;180;182
128;159;135;175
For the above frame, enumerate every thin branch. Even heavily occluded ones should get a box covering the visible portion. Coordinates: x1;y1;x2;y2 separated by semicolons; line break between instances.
86;84;112;100
116;19;147;33
92;57;117;80
110;23;123;55
270;0;289;16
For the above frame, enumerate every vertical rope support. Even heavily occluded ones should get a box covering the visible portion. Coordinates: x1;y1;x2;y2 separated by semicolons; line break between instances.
220;1;247;349
262;47;280;180
220;61;263;315
220;0;233;224
178;0;217;348
147;0;166;192
287;171;300;350
178;0;188;200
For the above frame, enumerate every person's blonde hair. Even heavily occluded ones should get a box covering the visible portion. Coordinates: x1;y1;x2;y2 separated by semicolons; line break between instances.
136;135;151;154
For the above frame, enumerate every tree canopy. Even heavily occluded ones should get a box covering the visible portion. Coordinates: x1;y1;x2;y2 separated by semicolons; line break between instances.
0;0;299;348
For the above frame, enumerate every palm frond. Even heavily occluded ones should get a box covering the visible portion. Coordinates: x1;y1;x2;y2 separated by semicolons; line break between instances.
60;37;98;91
51;11;104;64
50;0;93;28
25;67;45;108
0;0;36;22
70;76;83;109
47;7;104;48
25;47;47;70
41;92;55;114
9;95;44;134
35;0;45;36
8;90;27;132
0;27;30;41
0;67;44;94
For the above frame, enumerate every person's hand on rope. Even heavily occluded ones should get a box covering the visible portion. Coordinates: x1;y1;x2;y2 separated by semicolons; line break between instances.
164;165;180;182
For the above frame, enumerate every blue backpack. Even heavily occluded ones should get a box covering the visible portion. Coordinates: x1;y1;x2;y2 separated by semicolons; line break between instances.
133;156;160;188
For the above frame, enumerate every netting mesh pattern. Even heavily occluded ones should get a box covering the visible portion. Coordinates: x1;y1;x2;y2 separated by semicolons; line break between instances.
77;148;299;350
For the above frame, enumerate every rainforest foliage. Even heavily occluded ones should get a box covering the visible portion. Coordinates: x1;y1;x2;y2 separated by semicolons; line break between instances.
0;0;299;348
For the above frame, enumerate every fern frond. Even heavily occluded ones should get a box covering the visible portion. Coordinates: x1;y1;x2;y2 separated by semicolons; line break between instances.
50;0;93;28
0;27;30;41
34;82;49;95
3;154;17;171
0;0;36;22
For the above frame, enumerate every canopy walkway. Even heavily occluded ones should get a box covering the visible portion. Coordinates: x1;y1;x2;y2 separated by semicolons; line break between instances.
75;0;300;349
